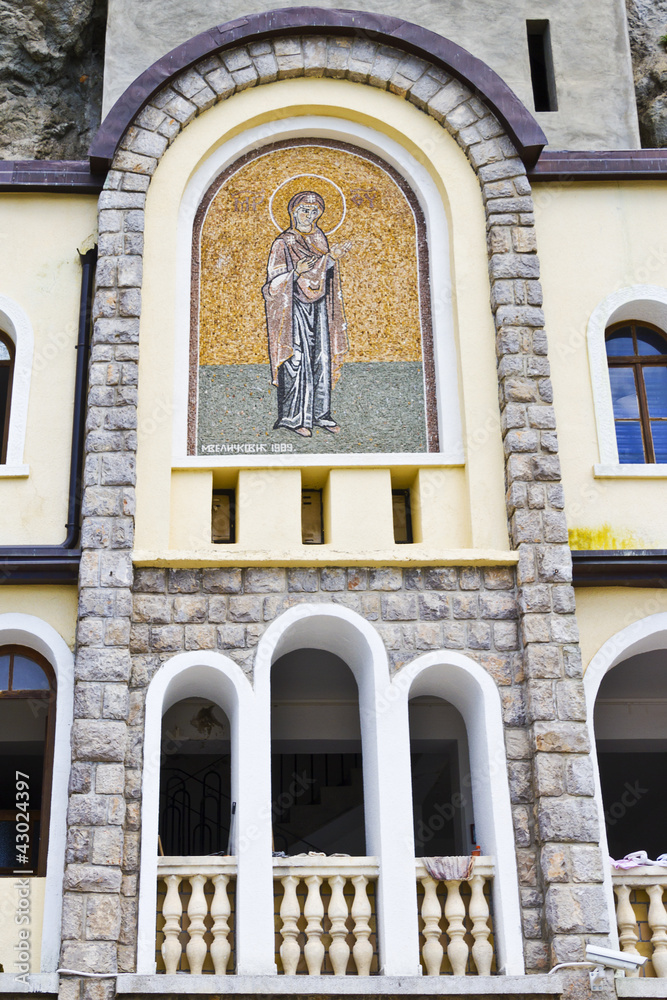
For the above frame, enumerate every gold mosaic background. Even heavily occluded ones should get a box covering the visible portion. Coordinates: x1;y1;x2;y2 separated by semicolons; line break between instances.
197;144;423;366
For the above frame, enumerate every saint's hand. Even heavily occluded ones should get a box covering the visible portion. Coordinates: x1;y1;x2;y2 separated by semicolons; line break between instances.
295;255;318;275
329;241;352;260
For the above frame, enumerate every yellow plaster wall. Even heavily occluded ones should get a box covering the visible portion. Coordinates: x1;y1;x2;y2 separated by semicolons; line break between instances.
0;877;45;973
0;195;97;545
135;78;509;564
576;586;667;672
534;182;667;550
0;587;77;649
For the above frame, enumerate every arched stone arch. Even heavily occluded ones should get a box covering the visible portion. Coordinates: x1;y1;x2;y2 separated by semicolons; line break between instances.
0;613;74;972
136;651;276;975
0;293;34;474
584;612;667;947
397;650;524;975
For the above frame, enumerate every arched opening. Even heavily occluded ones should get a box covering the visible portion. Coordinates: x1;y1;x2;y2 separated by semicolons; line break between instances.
594;650;667;860
0;646;56;875
270;648;365;856
0;330;14;464
159;697;232;857
409;696;474;857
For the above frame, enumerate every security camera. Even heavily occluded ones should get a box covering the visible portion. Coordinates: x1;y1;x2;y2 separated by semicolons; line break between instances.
585;944;647;973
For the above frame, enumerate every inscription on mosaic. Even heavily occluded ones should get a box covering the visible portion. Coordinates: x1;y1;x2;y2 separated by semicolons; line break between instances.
191;140;437;454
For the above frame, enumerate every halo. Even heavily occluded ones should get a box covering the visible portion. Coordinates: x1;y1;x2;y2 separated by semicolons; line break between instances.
269;173;346;235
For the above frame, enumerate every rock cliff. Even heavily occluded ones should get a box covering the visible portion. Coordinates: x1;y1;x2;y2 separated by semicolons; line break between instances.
0;0;106;160
625;0;667;147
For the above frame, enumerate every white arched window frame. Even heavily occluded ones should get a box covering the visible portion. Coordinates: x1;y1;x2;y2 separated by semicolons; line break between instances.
172;116;464;468
588;285;667;477
0;614;74;980
0;294;33;476
584;612;667;951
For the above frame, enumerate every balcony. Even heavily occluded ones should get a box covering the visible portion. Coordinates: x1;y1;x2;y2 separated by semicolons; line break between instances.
613;865;667;980
153;855;496;978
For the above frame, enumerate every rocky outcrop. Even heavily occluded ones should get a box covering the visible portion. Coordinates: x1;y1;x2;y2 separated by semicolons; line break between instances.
625;0;667;147
0;0;106;160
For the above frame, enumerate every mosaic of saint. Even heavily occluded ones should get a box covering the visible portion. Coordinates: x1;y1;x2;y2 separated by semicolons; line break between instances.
190;140;437;455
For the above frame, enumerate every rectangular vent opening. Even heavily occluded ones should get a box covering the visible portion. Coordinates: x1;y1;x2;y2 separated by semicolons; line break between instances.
527;20;558;112
212;489;236;544
392;489;413;544
302;489;324;545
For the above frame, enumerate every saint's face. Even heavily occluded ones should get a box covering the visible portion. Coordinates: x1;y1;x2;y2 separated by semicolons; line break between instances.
293;202;322;233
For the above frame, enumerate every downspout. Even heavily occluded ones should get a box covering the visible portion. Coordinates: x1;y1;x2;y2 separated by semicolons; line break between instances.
0;246;97;584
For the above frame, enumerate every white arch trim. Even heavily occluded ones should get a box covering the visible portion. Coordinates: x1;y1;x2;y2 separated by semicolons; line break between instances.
588;285;667;476
400;651;525;976
584;612;667;949
137;650;277;975
0;613;74;972
172;115;463;466
0;294;33;475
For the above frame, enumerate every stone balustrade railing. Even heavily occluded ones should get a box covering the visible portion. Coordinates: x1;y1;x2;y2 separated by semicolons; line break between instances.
156;854;497;977
273;855;379;975
416;857;495;975
613;866;667;977
157;857;236;974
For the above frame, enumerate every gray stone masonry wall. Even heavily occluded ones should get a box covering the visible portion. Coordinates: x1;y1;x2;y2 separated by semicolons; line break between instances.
65;33;609;996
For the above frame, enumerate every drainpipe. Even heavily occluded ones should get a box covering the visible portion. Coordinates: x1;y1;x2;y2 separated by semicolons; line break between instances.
0;246;97;584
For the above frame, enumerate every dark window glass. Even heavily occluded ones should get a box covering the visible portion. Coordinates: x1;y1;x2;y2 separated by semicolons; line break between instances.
609;367;639;418
0;332;14;465
643;367;667;418
636;326;667;356
605;327;634;356
12;656;50;690
0;655;9;690
606;321;667;464
651;421;667;463
615;422;645;464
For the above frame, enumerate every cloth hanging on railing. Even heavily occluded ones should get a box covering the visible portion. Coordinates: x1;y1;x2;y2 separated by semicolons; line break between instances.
610;850;667;869
422;856;474;880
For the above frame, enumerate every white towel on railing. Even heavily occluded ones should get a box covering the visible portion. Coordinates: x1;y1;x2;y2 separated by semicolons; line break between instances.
610;851;667;869
422;856;474;881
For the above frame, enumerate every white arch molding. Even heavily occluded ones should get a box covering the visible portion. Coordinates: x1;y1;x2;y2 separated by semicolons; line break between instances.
584;612;667;949
0;613;74;972
172;116;464;466
587;285;667;475
0;294;34;476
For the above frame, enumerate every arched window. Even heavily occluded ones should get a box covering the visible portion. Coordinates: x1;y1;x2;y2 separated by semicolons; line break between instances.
0;646;56;875
606;320;667;464
0;330;14;464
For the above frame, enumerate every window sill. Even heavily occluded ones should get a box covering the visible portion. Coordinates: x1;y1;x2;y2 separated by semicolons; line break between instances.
116;974;563;995
594;464;667;478
132;547;520;568
0;973;58;993
174;454;465;471
616;981;667;998
0;465;29;478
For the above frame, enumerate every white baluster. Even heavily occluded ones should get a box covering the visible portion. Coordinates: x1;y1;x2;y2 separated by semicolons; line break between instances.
351;874;373;976
615;883;641;977
210;873;232;974
280;875;302;975
304;874;325;975
444;879;469;976
647;883;667;978
186;874;209;974
469;873;493;975
420;876;444;975
161;874;183;975
328;875;351;975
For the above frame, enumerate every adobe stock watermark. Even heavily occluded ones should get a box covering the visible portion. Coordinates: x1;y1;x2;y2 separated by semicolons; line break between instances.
604;779;648;828
14;771;33;985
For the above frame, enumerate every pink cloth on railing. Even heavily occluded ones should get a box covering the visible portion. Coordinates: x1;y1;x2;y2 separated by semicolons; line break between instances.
422;856;473;881
610;851;667;869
